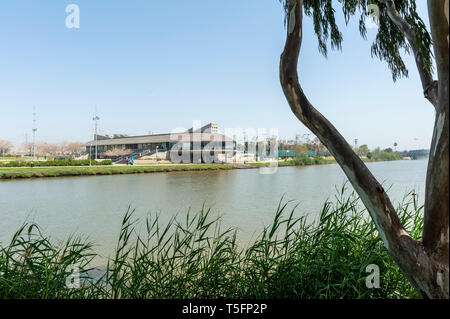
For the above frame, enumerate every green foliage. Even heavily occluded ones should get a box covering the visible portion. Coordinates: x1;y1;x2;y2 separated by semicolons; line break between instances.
0;159;112;167
0;164;234;180
356;144;370;156
303;0;343;56
250;155;335;167
366;148;402;161
0;224;95;298
0;188;421;298
279;0;433;81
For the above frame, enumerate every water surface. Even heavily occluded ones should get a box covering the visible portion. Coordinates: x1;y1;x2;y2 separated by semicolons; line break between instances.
0;159;427;263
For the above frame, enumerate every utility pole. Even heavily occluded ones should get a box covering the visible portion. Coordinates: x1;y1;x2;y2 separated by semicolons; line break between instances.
32;109;37;160
93;107;100;160
25;132;28;156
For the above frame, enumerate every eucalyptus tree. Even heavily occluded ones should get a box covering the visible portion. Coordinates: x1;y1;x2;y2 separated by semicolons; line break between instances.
278;0;448;298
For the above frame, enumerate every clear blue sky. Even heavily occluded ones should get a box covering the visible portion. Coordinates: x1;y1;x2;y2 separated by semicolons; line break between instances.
0;0;434;151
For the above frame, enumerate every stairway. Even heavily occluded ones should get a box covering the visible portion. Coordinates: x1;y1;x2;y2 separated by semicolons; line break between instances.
112;148;161;164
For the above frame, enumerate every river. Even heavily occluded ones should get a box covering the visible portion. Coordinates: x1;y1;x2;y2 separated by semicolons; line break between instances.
0;159;428;264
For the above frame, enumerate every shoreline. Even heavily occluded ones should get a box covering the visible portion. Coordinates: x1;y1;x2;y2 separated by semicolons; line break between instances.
0;164;237;180
0;158;406;181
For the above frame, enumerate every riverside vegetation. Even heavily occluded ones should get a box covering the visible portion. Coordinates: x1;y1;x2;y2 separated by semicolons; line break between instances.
0;159;112;167
0;151;403;180
0;164;234;180
0;186;422;299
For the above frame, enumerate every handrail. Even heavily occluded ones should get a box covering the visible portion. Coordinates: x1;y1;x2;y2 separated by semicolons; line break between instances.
112;148;164;164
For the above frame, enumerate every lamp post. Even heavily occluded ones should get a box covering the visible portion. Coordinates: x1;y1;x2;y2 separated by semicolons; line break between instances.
32;110;37;160
89;143;92;166
93;115;100;160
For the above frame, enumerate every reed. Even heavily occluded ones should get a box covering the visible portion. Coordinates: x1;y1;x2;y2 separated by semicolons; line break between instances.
0;186;421;299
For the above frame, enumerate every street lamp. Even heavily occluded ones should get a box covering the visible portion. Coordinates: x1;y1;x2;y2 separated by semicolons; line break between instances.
93;114;100;160
32;110;37;160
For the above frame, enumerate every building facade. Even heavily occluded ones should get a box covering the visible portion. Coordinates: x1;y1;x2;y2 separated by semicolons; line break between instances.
86;123;236;163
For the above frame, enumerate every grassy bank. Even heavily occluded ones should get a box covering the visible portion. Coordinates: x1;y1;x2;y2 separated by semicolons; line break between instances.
0;188;421;299
0;154;405;180
250;156;336;167
0;164;234;180
0;159;112;167
251;154;403;168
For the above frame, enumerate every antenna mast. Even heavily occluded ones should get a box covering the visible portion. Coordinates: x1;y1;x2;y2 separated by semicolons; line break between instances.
93;107;100;160
32;108;37;160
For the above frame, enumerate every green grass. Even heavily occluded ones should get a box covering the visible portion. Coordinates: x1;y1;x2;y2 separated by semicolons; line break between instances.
364;152;404;162
250;156;336;167
251;154;403;168
0;186;422;299
0;154;405;180
0;164;234;180
0;159;112;168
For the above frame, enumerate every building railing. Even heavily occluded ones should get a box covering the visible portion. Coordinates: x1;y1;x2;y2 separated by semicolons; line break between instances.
112;147;163;164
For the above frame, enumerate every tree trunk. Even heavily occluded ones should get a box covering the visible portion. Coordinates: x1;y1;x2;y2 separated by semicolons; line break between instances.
422;0;449;289
279;0;449;298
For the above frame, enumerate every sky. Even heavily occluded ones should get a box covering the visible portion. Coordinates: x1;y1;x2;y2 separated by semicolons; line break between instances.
0;0;435;151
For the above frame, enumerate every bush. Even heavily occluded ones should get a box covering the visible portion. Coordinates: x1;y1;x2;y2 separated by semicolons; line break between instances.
288;155;329;166
0;159;112;167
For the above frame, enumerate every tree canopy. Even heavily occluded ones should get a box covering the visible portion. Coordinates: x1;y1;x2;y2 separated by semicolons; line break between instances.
279;0;433;81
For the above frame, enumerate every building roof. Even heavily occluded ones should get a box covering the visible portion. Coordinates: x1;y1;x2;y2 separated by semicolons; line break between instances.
86;132;234;146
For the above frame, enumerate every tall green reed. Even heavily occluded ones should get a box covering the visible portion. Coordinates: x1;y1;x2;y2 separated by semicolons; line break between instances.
0;186;422;299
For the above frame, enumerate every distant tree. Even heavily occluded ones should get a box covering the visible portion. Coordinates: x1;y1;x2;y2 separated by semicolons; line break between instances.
0;139;14;154
279;0;448;298
384;147;393;153
58;142;69;155
356;144;369;156
66;142;85;155
373;147;381;155
292;143;307;156
19;142;33;156
36;142;57;156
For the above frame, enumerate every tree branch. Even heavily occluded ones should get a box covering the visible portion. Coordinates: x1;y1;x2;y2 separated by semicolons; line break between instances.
379;0;438;108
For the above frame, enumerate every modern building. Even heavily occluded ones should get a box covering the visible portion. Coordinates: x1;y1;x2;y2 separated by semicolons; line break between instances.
86;123;236;163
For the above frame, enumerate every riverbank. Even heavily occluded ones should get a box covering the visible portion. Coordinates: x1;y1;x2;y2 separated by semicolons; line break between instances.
0;164;237;180
0;156;406;180
0;159;112;167
250;157;336;167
